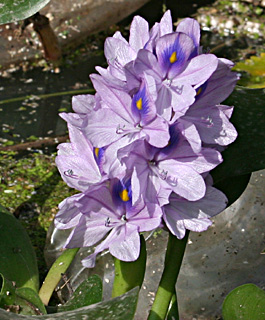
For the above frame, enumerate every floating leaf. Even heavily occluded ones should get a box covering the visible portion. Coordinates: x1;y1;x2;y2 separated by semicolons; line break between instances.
222;283;265;320
0;206;39;292
0;0;50;25
211;87;265;182
0;287;139;320
57;275;102;312
233;53;265;88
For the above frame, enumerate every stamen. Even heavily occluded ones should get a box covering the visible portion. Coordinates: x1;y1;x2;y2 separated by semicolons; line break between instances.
121;214;127;222
160;170;168;180
105;217;111;227
136;98;143;110
169;51;177;63
64;169;78;179
119;189;130;202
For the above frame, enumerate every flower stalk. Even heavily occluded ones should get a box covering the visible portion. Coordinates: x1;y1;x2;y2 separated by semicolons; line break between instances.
147;231;189;320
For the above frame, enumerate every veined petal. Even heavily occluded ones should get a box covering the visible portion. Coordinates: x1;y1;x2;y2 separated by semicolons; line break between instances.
142;116;170;148
72;94;95;113
184;105;237;146
84;108;136;148
65;215;110;248
163;186;228;238
90;74;135;124
104;36;136;68
159;10;173;36
157;160;206;200
129;15;149;52
176;18;200;53
109;224;140;262
175;54;218;86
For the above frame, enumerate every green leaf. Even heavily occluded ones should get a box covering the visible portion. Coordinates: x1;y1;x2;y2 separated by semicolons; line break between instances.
38;248;79;306
0;0;50;25
15;287;47;315
0;274;46;315
57;275;102;312
0;287;139;319
0;206;39;292
213;173;251;206
211;87;265;182
222;283;265;320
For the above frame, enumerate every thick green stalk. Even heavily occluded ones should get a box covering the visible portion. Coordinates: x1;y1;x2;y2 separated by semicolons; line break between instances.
112;235;146;297
147;231;189;320
39;248;79;305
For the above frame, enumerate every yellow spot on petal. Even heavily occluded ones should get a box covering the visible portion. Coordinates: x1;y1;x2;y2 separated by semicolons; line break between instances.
119;189;130;202
136;98;142;110
94;147;99;158
196;87;202;96
169;51;177;64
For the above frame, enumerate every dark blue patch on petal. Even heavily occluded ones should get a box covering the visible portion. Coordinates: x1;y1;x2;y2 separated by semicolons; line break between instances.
112;179;132;208
132;86;150;123
161;36;186;77
93;147;105;171
195;81;208;100
160;124;180;155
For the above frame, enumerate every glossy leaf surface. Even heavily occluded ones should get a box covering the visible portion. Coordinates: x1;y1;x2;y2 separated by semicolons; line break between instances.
0;0;50;24
57;275;102;312
0;287;139;320
222;283;265;320
0;206;39;292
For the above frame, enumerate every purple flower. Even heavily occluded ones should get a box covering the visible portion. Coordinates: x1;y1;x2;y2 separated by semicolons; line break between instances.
163;183;228;239
119;124;222;206
55;180;162;267
56;124;106;192
83;75;170;150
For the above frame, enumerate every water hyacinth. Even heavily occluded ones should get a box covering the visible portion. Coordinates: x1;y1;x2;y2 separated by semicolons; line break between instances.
55;10;238;267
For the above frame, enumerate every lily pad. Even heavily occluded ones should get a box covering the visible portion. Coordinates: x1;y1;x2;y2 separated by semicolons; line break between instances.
0;206;39;292
233;53;265;88
0;0;50;25
222;283;265;320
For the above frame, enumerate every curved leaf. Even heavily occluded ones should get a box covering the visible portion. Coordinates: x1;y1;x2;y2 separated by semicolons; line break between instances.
0;0;50;25
212;87;265;182
0;287;139;320
222;283;265;320
38;248;79;306
0;206;39;292
57;275;102;312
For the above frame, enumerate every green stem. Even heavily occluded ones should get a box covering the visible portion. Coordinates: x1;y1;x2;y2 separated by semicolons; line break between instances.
0;89;94;105
39;248;79;306
147;231;189;320
167;290;179;320
112;235;146;298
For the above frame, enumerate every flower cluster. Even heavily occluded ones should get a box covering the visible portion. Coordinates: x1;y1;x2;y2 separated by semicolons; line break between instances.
55;11;238;267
